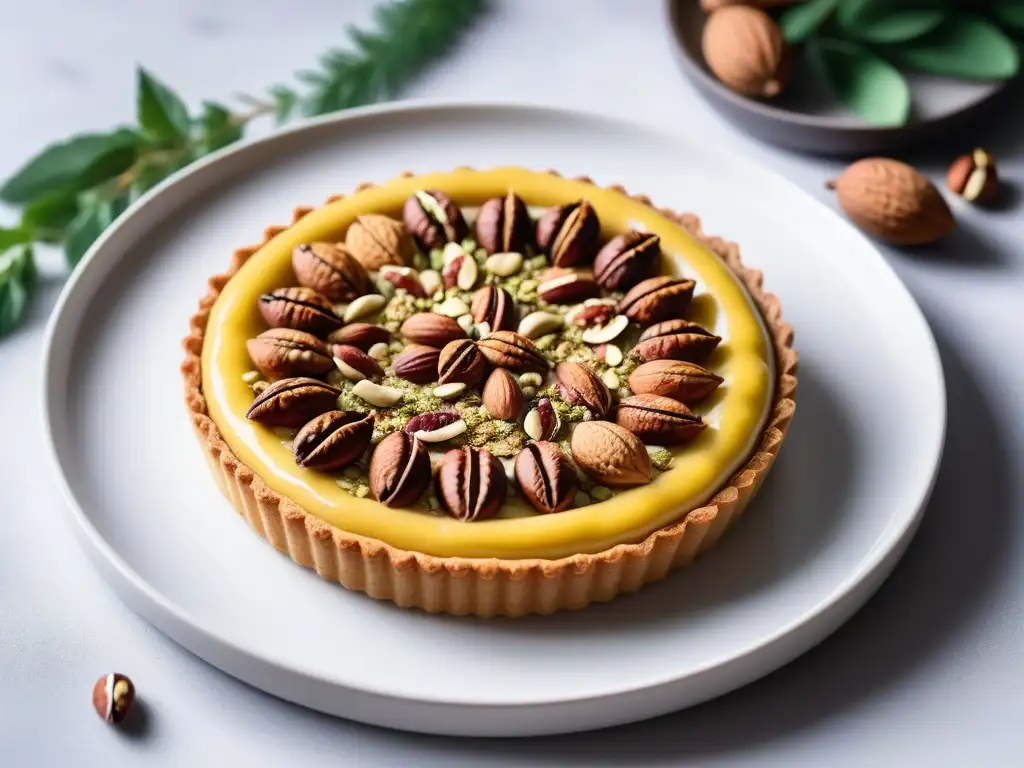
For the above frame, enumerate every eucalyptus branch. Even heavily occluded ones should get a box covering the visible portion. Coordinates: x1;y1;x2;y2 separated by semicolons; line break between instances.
0;0;487;339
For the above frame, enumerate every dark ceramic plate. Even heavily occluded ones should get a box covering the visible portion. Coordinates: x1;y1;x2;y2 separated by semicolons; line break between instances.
666;0;1014;156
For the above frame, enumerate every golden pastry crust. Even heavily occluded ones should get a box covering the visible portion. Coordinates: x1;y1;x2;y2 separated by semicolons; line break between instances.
180;170;798;617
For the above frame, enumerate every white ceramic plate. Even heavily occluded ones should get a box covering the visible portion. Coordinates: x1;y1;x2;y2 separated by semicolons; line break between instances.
41;102;945;737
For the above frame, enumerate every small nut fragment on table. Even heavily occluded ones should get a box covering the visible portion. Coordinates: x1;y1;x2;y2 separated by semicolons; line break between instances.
352;380;404;407
947;148;1000;205
434;382;467;400
514;441;580;514
518;310;563;339
378;265;426;298
367;342;391;360
419;269;443;296
93;673;136;725
369;431;431;507
484;251;524;277
580;314;629;345
434;296;470;318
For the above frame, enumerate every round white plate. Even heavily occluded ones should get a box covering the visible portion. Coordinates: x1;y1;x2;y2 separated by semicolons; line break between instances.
42;102;945;737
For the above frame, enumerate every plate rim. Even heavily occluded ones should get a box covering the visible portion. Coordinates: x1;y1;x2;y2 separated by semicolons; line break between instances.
38;99;947;727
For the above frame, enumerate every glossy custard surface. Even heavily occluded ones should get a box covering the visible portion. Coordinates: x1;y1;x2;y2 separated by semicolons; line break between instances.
201;168;772;559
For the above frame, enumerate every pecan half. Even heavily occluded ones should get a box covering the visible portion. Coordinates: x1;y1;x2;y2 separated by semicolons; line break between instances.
555;362;613;418
345;214;414;270
258;286;342;336
403;190;468;251
291;242;370;302
293;410;375;471
400;313;467;347
369;431;431;507
477;331;547;373
617;276;695;324
246;328;333;380
470;285;517;332
570;421;652;488
435;446;508;522
616;394;705;445
475;190;533;254
437;338;486;386
628;359;723;404
326;323;390;351
245;377;341;428
537;269;600;304
393;345;442;384
536;200;601;267
481;368;524;421
514;441;580;514
331;344;384;381
634;320;721;362
593;231;660;291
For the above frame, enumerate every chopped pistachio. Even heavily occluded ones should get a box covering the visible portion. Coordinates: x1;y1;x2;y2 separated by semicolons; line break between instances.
574;491;591;508
241;370;261;384
343;466;361;479
590;486;613;502
354;485;370;498
429;248;445;271
650;449;674;472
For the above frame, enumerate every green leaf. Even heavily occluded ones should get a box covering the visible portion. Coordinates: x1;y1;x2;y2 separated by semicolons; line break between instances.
890;15;1020;78
0;130;139;204
64;195;129;267
812;38;911;126
137;67;192;143
779;0;841;44
0;244;36;337
20;189;80;241
990;0;1024;33
0;227;33;251
838;2;946;44
270;86;297;124
199;102;243;153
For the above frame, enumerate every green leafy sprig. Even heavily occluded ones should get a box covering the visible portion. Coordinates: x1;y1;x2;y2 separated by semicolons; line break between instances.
778;0;1022;128
0;0;486;338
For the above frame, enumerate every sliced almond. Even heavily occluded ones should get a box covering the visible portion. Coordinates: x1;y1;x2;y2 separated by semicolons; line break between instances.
603;343;623;367
435;296;470;318
523;408;544;441
456;255;479;291
601;369;619;390
484;251;524;277
518;311;564;339
352;380;404;407
433;382;467;400
343;294;386;323
334;356;367;382
581;314;629;344
414;419;468;443
419;269;442;296
442;242;466;265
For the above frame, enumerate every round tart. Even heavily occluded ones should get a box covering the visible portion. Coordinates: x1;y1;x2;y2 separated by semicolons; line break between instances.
181;167;797;617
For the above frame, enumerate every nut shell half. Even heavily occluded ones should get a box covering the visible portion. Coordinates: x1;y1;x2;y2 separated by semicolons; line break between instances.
369;431;431;507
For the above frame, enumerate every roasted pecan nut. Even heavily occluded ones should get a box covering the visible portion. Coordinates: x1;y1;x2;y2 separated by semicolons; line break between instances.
474;190;533;254
399;313;467;347
404;410;468;442
293;410;375;471
435;446;507;522
481;368;524;421
634;320;721;362
470;285;517;332
393;345;442;384
537;268;600;304
618;276;696;324
246;328;334;380
616;394;705;444
555;362;613;418
245;377;341;428
627;359;723;403
258;286;342;336
570;421;652;488
402;190;468;251
593;231;660;291
535;200;601;267
326;322;390;351
514;441;580;514
437;339;486;386
477;331;547;373
345;214;414;270
369;431;431;507
291;242;371;302
331;344;384;381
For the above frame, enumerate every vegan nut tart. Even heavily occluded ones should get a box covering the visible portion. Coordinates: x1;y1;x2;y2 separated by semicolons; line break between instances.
181;167;797;617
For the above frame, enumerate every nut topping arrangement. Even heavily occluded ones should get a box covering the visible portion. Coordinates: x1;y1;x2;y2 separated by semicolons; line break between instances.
240;187;728;520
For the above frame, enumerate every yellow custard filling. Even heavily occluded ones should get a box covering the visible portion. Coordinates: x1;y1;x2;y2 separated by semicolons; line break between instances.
201;168;772;559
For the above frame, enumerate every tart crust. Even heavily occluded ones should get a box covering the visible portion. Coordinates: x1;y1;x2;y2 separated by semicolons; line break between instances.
181;170;797;618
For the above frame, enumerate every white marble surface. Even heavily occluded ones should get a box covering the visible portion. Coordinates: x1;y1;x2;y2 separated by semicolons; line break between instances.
1;1;1022;765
